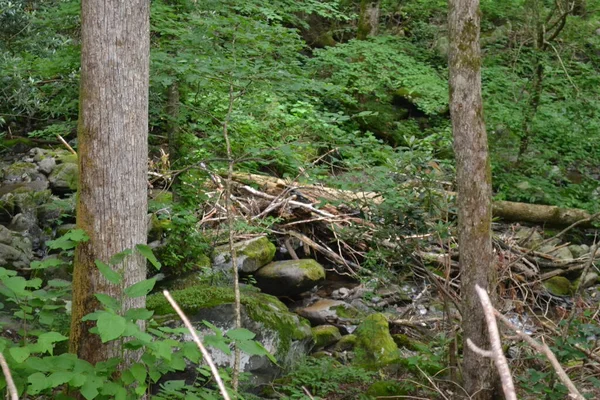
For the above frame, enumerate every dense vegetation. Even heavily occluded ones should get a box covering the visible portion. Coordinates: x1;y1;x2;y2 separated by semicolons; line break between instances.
1;0;599;398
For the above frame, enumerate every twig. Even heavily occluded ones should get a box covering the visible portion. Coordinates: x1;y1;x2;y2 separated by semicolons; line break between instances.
505;212;600;270
0;352;18;400
162;290;231;400
56;134;77;155
494;308;584;399
467;285;516;400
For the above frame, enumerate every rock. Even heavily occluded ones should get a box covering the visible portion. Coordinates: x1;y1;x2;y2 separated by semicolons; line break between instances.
580;272;598;289
255;259;325;296
392;334;425;351
334;334;357;352
0;225;33;270
212;236;276;273
539;245;573;261
514;227;543;248
37;157;56;175
48;163;78;194
2;162;42;183
543;276;573;296
295;299;361;326
312;325;341;350
147;284;312;385
366;380;410;397
354;313;399;367
568;244;588;258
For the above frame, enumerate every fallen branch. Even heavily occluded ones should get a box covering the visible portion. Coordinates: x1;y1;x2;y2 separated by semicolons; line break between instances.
466;285;516;400
0;352;18;400
493;308;584;399
163;290;231;400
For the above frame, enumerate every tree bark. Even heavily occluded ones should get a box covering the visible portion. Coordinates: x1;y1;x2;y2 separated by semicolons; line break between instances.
70;0;149;365
448;0;497;398
357;0;380;39
166;81;181;201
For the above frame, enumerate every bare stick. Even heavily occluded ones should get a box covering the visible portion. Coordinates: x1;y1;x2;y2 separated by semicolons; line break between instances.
56;134;77;155
0;352;18;400
163;290;231;400
494;308;584;399
468;285;517;400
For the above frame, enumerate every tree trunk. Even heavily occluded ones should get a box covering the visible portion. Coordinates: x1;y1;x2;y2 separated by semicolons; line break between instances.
357;0;380;39
70;0;149;365
448;0;497;398
166;81;181;201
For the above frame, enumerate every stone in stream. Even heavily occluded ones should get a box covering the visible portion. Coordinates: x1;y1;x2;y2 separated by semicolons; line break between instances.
254;259;325;296
212;236;276;273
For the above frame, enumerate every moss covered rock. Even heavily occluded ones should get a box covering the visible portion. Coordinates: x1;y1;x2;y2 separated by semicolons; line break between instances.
213;236;276;273
147;284;312;384
354;313;399;367
48;162;78;194
255;259;325;296
366;380;410;397
312;325;342;350
543;276;573;296
334;334;357;352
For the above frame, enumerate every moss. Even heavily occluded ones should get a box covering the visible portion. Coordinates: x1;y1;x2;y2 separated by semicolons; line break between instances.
332;304;362;320
392;334;425;351
312;325;341;349
543;276;573;296
354;313;399;368
334;334;357;352
0;138;34;150
238;236;275;265
147;284;311;355
366;380;410;397
3;162;38;180
57;153;78;164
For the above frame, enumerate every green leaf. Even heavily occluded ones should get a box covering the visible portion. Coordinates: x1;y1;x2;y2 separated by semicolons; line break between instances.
28;372;50;394
30;258;63;270
109;249;133;265
124;278;156;298
94;260;122;284
37;332;68;355
129;362;147;383
136;244;162;270
95;293;120;310
9;346;30;363
49;371;75;386
204;334;231;355
46;229;89;250
226;328;255;341
96;313;126;343
80;375;102;400
237;340;276;363
124;308;154;321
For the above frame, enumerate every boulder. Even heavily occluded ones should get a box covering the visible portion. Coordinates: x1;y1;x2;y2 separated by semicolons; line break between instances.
295;299;361;327
311;325;341;350
514;227;543;248
147;284;313;385
568;244;589;258
255;259;325;296
48;163;78;194
354;313;399;367
543;276;573;296
0;225;33;270
213;236;276;273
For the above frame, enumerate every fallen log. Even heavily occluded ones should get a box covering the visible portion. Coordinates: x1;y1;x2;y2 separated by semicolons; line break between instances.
230;173;598;228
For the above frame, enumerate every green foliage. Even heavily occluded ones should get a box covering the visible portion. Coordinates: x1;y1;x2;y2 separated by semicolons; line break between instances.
0;240;274;399
272;357;376;399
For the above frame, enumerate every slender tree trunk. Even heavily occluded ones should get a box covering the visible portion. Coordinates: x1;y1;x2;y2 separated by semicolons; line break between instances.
357;0;380;39
448;1;497;399
70;0;149;365
166;81;180;201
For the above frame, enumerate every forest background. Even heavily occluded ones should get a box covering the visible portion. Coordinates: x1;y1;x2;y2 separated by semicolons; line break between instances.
0;0;600;399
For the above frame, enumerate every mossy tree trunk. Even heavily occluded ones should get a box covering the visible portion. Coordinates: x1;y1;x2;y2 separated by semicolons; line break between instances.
448;0;497;398
70;0;149;365
357;0;380;40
